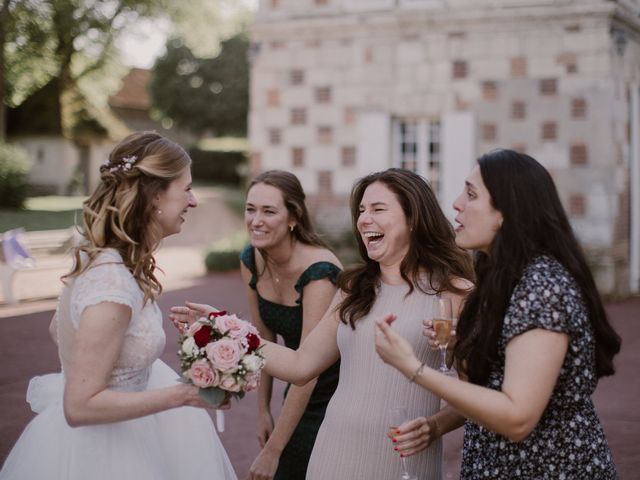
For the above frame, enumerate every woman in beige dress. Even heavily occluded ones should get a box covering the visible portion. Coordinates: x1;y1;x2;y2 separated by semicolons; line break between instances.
174;168;473;479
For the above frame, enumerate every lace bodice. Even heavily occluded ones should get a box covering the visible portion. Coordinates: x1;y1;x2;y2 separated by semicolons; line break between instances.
55;249;166;392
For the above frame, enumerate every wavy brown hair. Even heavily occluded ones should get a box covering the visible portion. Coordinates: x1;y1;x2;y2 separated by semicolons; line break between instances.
63;131;191;303
338;168;474;329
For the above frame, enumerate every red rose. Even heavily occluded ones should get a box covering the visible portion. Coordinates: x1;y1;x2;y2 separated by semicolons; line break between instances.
208;310;228;319
246;333;260;352
194;325;213;348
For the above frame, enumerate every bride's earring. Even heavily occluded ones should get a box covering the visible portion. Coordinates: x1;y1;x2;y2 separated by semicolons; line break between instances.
157;209;162;215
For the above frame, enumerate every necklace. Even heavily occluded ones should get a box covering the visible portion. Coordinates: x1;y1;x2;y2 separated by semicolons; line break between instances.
268;259;299;290
269;265;288;285
266;241;296;286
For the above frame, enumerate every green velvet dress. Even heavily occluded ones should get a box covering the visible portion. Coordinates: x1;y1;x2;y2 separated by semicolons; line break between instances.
240;245;341;480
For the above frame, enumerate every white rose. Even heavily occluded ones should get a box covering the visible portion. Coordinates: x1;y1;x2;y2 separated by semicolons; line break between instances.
181;337;198;356
242;353;264;373
220;374;242;393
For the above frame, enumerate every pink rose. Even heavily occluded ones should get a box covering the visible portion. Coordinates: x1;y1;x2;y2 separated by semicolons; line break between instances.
205;339;242;373
187;359;218;388
219;374;242;393
244;373;260;392
215;314;250;340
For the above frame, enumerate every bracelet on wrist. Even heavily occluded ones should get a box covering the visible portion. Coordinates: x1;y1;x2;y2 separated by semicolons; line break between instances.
408;362;426;383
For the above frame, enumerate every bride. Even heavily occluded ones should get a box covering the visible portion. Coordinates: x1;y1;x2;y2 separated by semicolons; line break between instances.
0;132;237;480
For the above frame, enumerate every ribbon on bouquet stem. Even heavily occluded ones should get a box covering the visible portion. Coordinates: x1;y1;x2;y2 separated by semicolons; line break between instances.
216;410;225;432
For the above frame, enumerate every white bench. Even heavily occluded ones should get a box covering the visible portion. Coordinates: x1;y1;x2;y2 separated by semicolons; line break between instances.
0;228;77;304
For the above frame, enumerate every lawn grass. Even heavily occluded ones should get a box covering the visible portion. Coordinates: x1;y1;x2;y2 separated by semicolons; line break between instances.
0;208;82;232
0;185;246;233
0;196;85;232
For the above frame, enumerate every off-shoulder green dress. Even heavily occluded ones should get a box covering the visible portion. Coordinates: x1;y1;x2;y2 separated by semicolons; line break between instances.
240;245;341;480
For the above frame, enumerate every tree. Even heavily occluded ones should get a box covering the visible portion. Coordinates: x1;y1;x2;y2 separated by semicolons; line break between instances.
0;0;10;140
2;0;253;139
2;0;169;139
164;0;252;59
149;32;249;137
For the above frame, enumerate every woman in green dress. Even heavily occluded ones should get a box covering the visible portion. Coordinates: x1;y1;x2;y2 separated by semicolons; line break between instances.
240;170;342;480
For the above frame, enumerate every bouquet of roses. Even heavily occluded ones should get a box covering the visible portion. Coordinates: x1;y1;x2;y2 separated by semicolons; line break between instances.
178;310;265;405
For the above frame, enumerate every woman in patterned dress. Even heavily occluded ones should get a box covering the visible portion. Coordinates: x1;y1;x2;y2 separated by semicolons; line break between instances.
375;149;621;479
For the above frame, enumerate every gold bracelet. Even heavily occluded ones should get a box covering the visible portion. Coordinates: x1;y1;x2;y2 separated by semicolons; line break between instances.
408;362;425;383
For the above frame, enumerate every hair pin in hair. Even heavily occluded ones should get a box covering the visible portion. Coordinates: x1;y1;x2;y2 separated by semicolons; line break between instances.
102;155;138;173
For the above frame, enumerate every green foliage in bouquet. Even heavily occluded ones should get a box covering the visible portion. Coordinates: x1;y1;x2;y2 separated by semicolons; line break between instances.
198;387;227;406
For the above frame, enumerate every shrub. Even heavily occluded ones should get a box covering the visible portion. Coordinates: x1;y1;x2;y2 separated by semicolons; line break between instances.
0;142;31;208
189;148;246;186
205;250;240;272
204;230;248;273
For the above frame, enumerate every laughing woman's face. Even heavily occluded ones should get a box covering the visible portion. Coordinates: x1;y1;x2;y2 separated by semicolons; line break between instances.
356;181;411;268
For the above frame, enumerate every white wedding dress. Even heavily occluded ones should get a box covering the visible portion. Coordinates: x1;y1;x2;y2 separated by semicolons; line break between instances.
0;249;237;480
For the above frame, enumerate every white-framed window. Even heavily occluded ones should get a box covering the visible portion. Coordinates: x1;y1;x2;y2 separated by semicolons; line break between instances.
344;0;395;12
392;118;442;196
398;0;445;9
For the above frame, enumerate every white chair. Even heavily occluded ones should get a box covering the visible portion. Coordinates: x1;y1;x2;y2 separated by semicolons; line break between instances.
0;229;35;304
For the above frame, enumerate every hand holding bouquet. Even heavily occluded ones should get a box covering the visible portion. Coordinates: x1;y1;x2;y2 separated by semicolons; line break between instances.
178;310;265;406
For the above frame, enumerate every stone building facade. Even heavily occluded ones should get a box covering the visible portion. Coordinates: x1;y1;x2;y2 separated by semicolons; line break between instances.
248;0;640;295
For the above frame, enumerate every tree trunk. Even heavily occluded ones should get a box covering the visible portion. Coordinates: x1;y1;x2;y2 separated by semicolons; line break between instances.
0;0;12;141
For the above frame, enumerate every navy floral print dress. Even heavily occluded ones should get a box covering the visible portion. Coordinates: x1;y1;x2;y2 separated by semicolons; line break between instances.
461;256;618;479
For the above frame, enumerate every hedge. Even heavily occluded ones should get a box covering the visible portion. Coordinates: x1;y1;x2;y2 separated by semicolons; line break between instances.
0;142;31;208
189;148;246;186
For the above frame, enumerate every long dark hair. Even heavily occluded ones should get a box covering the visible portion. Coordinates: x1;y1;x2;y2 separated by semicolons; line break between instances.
453;149;621;384
338;168;474;329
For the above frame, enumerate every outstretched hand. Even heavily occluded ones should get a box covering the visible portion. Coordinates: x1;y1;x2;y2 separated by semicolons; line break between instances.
168;301;219;333
374;314;419;374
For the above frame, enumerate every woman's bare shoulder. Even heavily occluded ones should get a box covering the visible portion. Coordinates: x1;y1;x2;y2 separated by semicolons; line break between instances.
300;244;343;269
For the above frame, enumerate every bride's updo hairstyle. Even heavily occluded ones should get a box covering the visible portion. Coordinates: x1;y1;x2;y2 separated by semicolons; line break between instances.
64;131;191;302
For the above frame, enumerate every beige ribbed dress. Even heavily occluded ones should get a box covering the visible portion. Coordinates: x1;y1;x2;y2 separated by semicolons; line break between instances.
306;281;443;480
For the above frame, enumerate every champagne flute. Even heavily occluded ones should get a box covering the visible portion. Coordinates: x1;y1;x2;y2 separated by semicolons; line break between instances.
432;296;454;374
389;406;418;480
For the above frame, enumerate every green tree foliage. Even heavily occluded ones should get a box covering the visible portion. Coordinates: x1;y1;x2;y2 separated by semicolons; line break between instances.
0;140;30;207
6;1;167;103
164;0;252;59
2;0;252;139
149;32;249;137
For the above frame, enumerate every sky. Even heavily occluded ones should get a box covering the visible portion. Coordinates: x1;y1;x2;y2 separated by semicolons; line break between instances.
116;0;258;69
116;17;173;68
